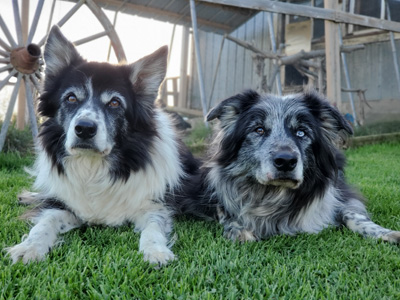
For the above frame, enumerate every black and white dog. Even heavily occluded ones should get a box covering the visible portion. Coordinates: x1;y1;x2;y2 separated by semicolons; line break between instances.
6;26;198;265
186;90;400;243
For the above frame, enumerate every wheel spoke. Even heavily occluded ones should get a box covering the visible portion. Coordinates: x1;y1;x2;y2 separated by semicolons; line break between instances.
12;0;23;46
27;0;45;45
0;73;22;152
34;70;42;80
0;49;8;57
29;73;41;91
0;57;10;64
0;36;12;51
46;0;57;36
85;0;126;62
0;15;17;48
24;76;38;140
38;0;85;47
73;31;108;46
0;64;12;73
0;69;17;90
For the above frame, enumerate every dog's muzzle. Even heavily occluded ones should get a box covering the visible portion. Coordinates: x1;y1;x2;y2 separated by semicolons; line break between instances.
65;111;112;156
263;150;302;189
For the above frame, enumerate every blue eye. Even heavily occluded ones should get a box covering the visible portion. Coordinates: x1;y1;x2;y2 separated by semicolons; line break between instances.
296;130;305;138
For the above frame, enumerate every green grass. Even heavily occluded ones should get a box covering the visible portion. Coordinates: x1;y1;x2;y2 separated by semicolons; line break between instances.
1;142;400;299
0;121;34;156
183;122;212;157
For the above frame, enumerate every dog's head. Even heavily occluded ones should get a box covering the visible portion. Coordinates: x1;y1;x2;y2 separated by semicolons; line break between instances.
40;26;167;157
207;90;353;189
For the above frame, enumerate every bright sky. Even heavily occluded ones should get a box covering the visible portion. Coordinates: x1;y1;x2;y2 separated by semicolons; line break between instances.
0;0;186;115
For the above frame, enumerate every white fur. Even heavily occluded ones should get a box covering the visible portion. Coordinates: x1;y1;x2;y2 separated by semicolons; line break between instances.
6;209;81;264
8;109;183;265
100;90;126;108
294;186;342;233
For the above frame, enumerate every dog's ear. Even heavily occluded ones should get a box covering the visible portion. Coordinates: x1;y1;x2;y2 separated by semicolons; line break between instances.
44;26;83;78
207;90;260;124
129;46;168;100
303;91;353;146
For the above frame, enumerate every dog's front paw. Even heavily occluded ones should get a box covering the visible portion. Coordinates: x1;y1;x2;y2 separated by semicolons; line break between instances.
141;246;176;266
223;223;257;242
381;231;400;243
5;240;50;264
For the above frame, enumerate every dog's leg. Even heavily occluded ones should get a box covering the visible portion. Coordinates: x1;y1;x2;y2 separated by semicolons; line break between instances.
6;209;81;264
342;199;400;243
217;206;258;242
136;209;175;266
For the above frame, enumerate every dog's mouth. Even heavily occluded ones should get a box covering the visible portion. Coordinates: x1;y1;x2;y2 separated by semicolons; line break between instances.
70;143;111;156
268;178;301;189
259;172;302;189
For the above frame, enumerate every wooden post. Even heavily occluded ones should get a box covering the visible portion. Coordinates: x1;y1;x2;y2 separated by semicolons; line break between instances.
178;26;189;108
266;13;282;95
385;2;400;96
189;0;208;123
17;0;29;130
338;26;358;126
324;0;341;109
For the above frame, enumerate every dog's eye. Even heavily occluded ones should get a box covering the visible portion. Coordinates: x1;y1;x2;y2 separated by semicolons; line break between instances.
66;94;77;103
296;130;305;138
255;127;265;135
108;98;121;108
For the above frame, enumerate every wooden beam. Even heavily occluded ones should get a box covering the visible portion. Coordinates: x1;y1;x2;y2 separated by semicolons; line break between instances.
17;0;29;130
225;34;279;59
198;0;400;33
324;0;341;108
165;106;204;117
226;33;364;65
178;26;189;108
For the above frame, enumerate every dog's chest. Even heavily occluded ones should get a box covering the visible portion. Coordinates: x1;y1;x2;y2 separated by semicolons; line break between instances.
51;157;161;226
236;187;342;236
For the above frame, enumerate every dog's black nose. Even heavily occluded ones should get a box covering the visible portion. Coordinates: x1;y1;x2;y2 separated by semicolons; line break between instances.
273;152;298;172
75;120;97;139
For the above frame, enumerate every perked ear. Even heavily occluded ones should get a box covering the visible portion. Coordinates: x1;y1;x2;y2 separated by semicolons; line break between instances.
129;46;168;99
44;25;83;78
207;90;260;124
206;97;241;122
302;90;353;145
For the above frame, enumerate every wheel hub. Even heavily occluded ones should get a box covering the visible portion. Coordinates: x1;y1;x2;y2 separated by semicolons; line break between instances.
10;44;41;74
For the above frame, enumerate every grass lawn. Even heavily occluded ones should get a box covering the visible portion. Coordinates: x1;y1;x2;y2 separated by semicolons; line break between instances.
1;142;400;299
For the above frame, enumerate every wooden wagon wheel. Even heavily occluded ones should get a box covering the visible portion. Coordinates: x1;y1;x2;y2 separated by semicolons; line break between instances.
0;0;126;152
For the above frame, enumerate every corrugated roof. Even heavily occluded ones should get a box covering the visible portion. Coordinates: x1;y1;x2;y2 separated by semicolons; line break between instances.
91;0;258;34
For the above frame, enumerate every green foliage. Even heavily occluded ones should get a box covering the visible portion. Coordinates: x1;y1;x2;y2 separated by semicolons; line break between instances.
0;152;34;171
1;142;400;299
0;121;34;155
354;120;400;137
183;122;212;156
